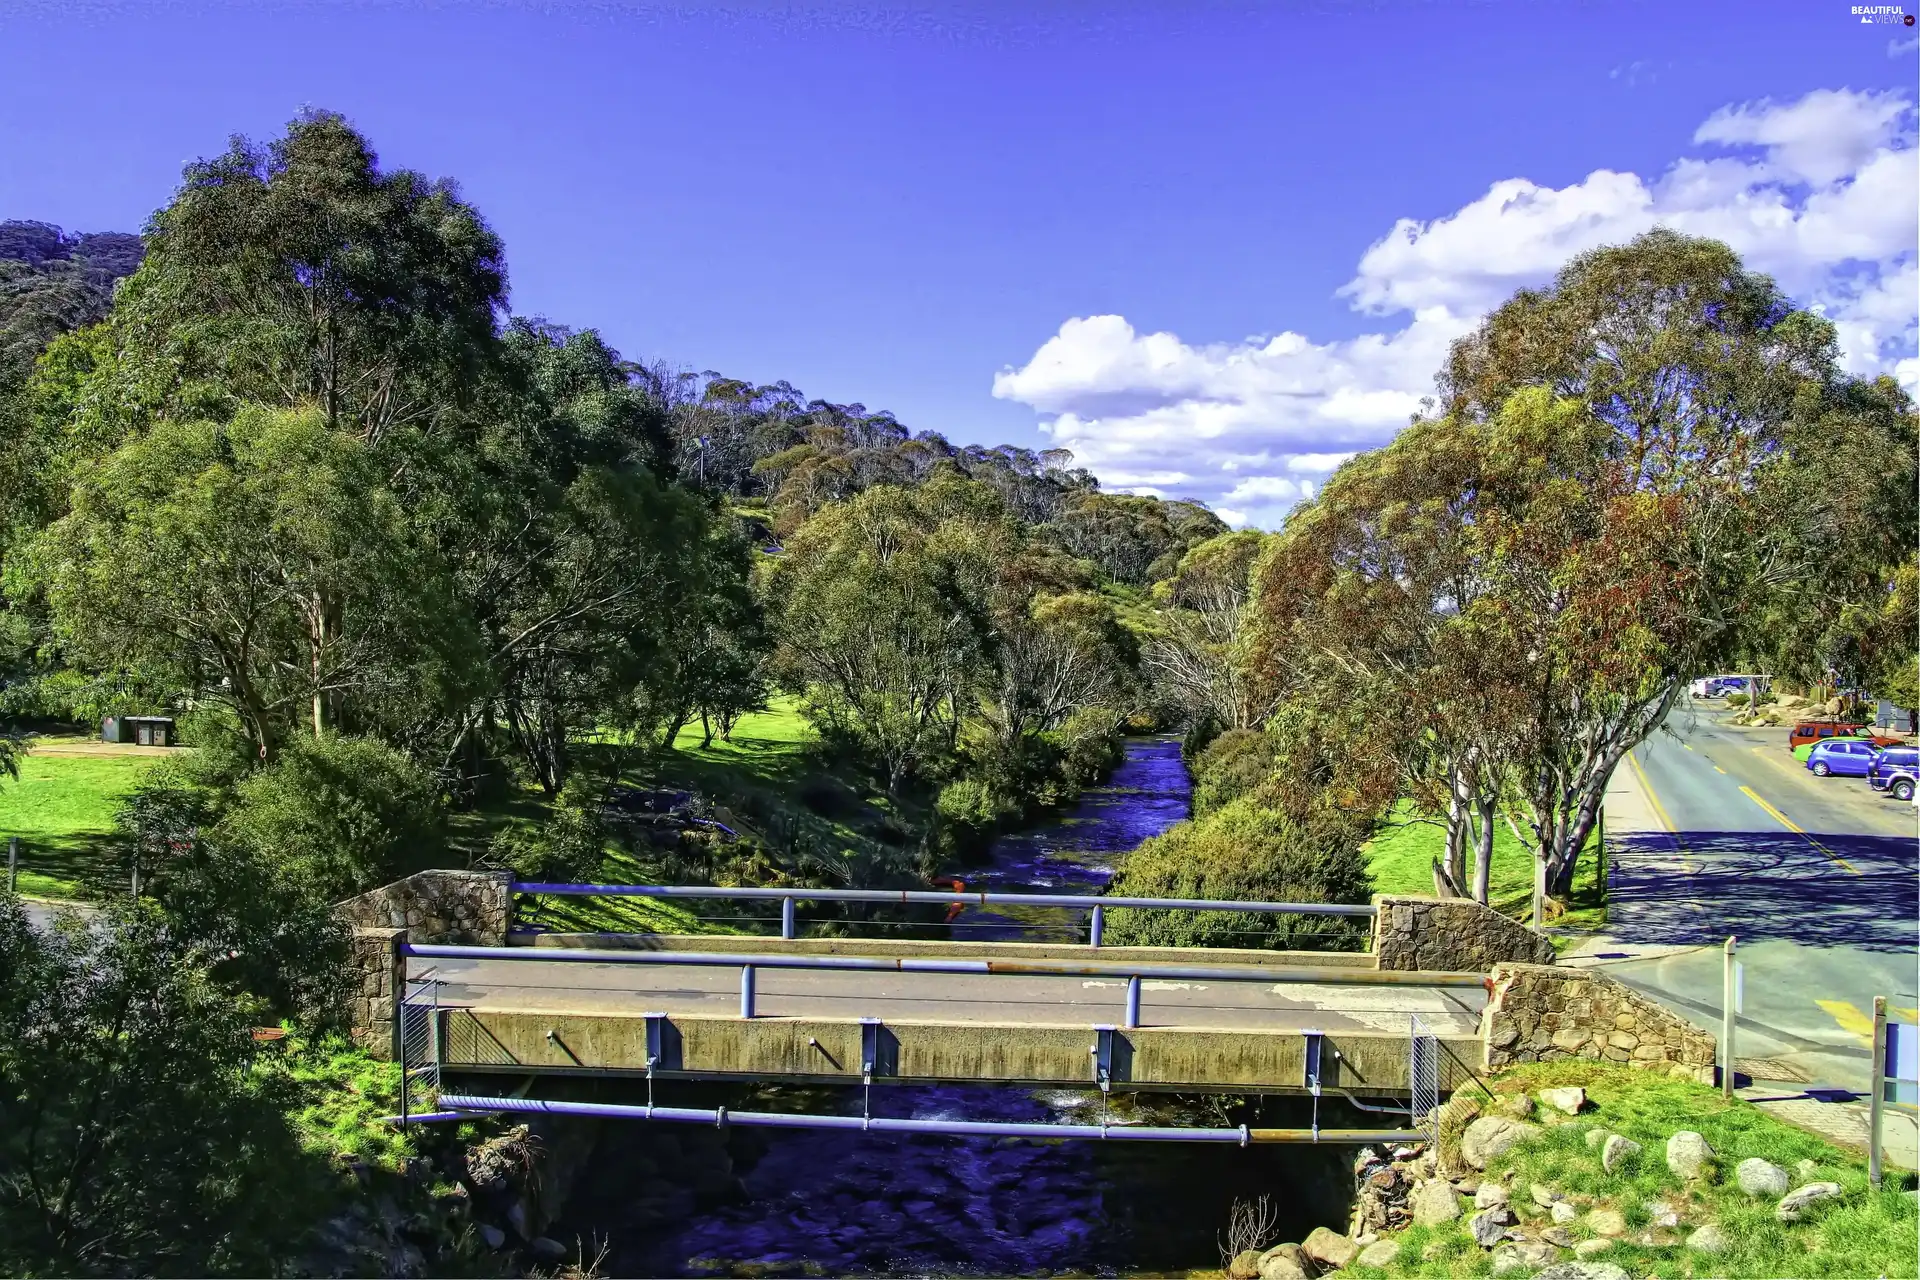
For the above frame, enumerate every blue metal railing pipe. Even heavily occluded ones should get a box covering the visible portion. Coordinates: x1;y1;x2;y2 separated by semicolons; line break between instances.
511;882;1378;917
402;942;1487;989
433;1093;1425;1144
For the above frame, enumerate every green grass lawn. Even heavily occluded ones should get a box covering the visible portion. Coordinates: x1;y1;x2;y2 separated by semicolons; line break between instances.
1365;800;1607;936
1351;1061;1918;1279
0;749;162;898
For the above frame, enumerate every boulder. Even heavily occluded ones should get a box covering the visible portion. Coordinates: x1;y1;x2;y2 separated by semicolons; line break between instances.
1302;1227;1359;1271
1775;1181;1842;1222
528;1238;567;1263
1494;1093;1537;1120
1411;1180;1462;1226
1354;1147;1387;1178
1686;1224;1730;1254
1665;1131;1716;1181
477;1224;506;1250
1461;1116;1541;1170
1528;1182;1563;1208
1355;1240;1400;1269
1539;1087;1587;1115
1258;1249;1311;1280
1572;1239;1613;1259
1550;1200;1577;1224
1541;1226;1576;1248
1535;1264;1631;1280
1585;1208;1627;1237
1644;1200;1680;1229
1736;1157;1789;1199
1474;1182;1512;1210
1229;1249;1264;1279
1794;1158;1821;1181
1600;1134;1640;1173
1258;1243;1313;1280
1468;1208;1511;1247
1582;1127;1610;1149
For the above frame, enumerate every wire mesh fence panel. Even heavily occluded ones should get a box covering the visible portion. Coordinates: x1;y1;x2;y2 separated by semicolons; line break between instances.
1409;1012;1439;1146
399;969;441;1122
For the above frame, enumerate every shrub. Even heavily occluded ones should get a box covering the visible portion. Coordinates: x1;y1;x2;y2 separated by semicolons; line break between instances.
1056;706;1126;785
1189;727;1283;818
1103;798;1374;950
220;735;446;900
487;780;609;884
935;777;1009;854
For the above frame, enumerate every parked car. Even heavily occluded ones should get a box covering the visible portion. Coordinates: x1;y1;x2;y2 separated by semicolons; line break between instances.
1787;721;1902;752
1867;746;1919;802
1804;738;1883;777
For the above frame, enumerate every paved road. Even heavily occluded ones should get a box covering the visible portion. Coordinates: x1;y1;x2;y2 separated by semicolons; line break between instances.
421;954;1486;1038
1583;700;1917;1096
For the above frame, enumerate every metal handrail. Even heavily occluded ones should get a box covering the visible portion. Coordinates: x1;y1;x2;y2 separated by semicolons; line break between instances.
511;882;1377;916
402;942;1485;989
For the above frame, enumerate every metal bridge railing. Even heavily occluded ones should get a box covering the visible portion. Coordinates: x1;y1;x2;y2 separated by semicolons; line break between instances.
510;881;1377;947
397;968;442;1124
403;941;1484;1030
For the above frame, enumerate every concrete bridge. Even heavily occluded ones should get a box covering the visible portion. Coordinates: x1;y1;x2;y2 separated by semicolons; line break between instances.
340;874;1715;1141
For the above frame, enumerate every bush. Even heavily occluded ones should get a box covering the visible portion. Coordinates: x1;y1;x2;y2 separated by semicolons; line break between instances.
487;779;609;884
1055;706;1126;786
220;735;446;900
1189;727;1283;818
1103;798;1373;950
935;777;1010;854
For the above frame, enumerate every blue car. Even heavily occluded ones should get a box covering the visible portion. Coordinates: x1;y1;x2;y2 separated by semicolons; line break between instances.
1805;738;1879;777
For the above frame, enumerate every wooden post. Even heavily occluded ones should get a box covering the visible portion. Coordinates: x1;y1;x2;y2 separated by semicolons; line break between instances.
1869;995;1887;1189
1531;855;1545;932
1721;936;1737;1099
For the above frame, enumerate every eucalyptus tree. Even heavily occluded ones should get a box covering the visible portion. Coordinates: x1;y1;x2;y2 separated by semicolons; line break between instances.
1255;231;1893;900
1143;531;1274;735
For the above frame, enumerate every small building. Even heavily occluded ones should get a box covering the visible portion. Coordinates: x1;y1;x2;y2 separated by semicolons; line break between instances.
102;715;177;747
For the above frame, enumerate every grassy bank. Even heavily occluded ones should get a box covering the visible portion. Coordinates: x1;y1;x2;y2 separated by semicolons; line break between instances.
0;742;163;898
1351;1061;1918;1279
1365;801;1606;936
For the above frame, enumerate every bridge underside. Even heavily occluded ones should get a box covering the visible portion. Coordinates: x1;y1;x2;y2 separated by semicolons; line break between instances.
437;1007;1481;1096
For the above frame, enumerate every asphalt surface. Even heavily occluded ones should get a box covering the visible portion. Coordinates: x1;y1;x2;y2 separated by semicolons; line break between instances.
420;954;1486;1038
1588;699;1918;1094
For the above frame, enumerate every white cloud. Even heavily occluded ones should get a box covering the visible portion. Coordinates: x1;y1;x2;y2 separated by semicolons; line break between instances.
993;87;1920;527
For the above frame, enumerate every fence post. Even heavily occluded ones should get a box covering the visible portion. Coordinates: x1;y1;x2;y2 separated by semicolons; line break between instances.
740;964;756;1019
1721;936;1737;1100
781;896;796;940
1089;905;1104;948
1870;995;1886;1189
6;837;15;894
1124;974;1141;1029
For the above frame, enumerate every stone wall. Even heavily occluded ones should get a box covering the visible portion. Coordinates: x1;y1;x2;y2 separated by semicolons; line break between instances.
1482;962;1716;1083
1372;895;1556;972
336;868;513;943
337;869;513;1056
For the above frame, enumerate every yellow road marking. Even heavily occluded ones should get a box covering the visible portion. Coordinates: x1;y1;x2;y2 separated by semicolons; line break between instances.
1683;743;1693;750
1713;766;1727;774
1739;786;1861;875
1899;1006;1920;1022
1628;752;1698;874
1817;999;1876;1045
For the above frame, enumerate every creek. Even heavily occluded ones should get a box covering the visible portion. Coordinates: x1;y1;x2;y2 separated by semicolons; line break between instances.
551;738;1350;1276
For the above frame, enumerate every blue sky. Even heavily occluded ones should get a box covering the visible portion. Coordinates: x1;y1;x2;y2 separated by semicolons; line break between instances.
3;1;1915;522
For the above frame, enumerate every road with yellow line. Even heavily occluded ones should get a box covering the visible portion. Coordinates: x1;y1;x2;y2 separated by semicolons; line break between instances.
1591;700;1917;1094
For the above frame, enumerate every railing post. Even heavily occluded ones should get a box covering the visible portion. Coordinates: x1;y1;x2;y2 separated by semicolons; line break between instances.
740;963;756;1019
781;896;796;940
1869;995;1886;1189
6;837;16;894
1721;936;1736;1099
1124;974;1141;1029
1089;905;1104;948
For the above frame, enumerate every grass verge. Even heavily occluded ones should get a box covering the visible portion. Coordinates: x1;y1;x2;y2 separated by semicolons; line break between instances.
0;745;162;897
1364;800;1607;938
1350;1061;1918;1280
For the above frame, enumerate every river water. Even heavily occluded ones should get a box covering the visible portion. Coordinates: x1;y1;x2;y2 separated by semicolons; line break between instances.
556;738;1347;1276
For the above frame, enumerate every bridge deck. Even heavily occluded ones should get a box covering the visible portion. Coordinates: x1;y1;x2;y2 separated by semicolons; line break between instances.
420;941;1487;1094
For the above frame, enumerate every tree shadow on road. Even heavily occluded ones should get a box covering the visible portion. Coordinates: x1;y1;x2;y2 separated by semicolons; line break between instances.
1606;829;1918;951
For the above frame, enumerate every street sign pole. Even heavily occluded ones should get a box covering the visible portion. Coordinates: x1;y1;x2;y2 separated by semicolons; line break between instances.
1870;996;1886;1189
1721;937;1737;1100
